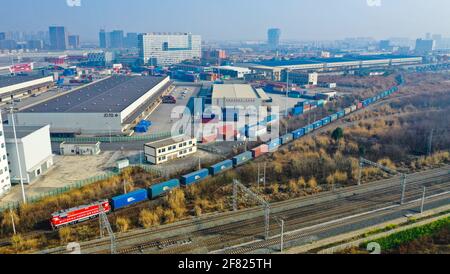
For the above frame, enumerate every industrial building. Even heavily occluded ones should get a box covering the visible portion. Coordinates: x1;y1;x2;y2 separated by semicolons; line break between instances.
144;136;197;165
211;84;266;108
0;75;54;104
246;54;423;72
12;75;172;135
283;71;318;86
138;33;201;66
4;125;53;185
212;66;251;79
0;118;11;196
59;142;101;156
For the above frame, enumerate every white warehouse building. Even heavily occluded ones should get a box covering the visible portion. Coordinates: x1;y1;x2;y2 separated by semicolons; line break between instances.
138;33;201;66
10;76;172;135
0;118;11;196
4;124;53;185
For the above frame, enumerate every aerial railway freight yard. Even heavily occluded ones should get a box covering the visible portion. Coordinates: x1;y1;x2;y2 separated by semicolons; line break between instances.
0;62;449;256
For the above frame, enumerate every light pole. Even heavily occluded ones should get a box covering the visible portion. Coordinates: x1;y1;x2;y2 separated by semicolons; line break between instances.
10;106;26;204
285;70;289;118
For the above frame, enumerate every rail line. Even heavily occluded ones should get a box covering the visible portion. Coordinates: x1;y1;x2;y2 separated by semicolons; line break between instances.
43;166;449;254
117;170;450;254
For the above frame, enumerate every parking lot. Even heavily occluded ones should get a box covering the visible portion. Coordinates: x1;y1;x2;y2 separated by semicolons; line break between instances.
142;85;201;135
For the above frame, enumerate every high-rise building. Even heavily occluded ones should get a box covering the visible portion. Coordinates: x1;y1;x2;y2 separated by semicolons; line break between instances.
138;33;201;66
415;39;435;54
0;32;5;41
110;30;124;49
27;40;44;50
0;115;11;197
99;29;110;48
125;32;139;48
68;35;80;49
379;40;391;51
49;26;68;51
268;28;281;49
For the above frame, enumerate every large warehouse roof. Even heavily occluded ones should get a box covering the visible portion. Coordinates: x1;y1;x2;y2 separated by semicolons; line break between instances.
212;84;260;99
0;75;48;88
21;76;167;113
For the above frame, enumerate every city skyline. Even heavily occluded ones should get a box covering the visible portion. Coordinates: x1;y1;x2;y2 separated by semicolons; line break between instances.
1;0;450;42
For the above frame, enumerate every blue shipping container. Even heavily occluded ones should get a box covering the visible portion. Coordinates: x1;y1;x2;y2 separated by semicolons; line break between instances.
330;114;338;121
337;110;346;118
134;125;148;133
267;138;281;151
303;124;314;134
321;117;331;125
209;160;233;176
281;133;293;144
313;121;323;129
292;128;305;139
181;169;209;186
111;189;148;210
148;179;180;199
292;106;304;116
232;151;253;166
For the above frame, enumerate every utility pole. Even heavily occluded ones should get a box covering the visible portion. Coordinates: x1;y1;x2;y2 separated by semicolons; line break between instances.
285;70;289;118
420;186;426;213
10;106;26;204
263;162;267;189
358;160;363;186
257;164;260;189
427;129;434;156
123;179;127;194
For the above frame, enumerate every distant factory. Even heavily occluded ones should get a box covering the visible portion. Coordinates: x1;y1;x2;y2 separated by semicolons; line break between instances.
11;75;172;135
245;54;423;74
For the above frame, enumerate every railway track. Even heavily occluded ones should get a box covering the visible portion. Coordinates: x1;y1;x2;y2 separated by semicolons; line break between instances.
42;166;449;254
154;177;450;254
119;169;450;254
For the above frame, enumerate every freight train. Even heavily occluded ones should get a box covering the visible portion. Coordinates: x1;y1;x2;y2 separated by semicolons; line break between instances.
50;80;403;229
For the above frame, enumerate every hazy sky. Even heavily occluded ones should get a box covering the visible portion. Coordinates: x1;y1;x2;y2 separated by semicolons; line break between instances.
1;0;449;42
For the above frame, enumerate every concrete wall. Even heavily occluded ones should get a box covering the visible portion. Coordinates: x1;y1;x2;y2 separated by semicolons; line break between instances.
5;125;53;184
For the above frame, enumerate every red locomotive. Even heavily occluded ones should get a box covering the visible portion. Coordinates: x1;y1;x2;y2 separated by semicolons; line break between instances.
50;200;111;229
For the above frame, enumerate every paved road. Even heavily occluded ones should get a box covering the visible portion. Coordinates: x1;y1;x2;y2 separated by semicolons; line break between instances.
40;165;450;254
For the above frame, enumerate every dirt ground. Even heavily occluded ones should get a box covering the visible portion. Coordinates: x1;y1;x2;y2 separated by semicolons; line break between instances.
0;151;121;207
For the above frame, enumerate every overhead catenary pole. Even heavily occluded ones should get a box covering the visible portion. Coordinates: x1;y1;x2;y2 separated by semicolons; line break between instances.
400;174;407;205
428;129;434;156
233;179;270;240
98;203;116;254
420;186;426;213
10;106;27;204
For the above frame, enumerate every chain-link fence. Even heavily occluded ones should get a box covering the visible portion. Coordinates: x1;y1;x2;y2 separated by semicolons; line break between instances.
51;132;172;143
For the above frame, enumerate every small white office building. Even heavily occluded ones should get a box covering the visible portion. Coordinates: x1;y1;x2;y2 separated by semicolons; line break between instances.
59;142;101;156
144;136;197;165
4;124;53;184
